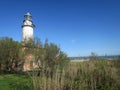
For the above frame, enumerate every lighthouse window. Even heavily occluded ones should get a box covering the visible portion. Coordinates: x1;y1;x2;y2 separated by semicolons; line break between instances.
24;16;32;21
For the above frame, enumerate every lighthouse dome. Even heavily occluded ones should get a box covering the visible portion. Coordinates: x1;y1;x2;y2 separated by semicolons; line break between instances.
25;12;31;16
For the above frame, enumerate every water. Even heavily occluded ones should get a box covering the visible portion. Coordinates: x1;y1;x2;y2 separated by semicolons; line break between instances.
69;55;119;60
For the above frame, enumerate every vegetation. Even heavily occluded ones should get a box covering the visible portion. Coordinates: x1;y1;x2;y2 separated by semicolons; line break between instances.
0;37;120;90
0;74;32;90
0;59;120;90
0;37;23;72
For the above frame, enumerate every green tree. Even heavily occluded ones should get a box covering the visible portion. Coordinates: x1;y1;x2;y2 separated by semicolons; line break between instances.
0;37;23;71
44;39;69;68
24;38;69;76
42;39;69;78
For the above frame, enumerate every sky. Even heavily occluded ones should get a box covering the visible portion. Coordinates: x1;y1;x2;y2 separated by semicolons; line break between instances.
0;0;120;57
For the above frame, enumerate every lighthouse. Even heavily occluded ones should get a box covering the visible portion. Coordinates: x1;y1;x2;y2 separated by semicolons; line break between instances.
22;12;35;42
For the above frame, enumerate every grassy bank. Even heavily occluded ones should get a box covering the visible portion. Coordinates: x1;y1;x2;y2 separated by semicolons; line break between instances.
0;74;32;90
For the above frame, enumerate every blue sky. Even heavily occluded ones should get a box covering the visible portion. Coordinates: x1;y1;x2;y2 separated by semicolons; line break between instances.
0;0;120;56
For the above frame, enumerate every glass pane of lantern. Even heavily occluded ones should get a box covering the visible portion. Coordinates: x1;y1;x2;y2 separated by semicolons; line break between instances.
24;15;32;21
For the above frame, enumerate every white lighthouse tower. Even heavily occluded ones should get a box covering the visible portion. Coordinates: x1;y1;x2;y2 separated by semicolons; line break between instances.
22;12;35;42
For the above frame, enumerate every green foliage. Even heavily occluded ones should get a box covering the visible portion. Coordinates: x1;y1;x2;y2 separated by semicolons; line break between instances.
96;84;112;90
1;37;120;90
10;79;33;90
44;41;69;68
0;37;23;71
0;36;69;74
0;74;31;90
24;38;69;67
0;59;120;90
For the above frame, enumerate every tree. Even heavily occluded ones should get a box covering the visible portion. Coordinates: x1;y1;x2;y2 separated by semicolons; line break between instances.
24;38;69;76
0;37;23;71
42;39;69;77
43;39;69;68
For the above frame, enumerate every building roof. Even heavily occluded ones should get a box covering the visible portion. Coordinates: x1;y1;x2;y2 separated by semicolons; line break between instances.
25;12;31;16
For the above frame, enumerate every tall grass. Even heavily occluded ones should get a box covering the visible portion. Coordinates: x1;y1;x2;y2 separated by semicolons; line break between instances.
12;59;120;90
30;59;120;90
